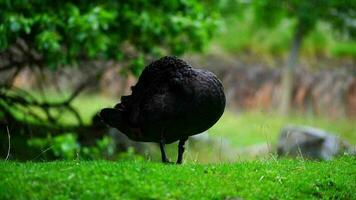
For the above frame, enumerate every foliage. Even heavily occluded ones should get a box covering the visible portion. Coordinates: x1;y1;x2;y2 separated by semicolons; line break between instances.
28;133;79;159
251;0;356;58
116;147;145;161
248;0;356;114
27;133;116;160
0;157;355;199
81;136;116;159
212;0;356;58
0;0;219;71
1;92;116;126
332;41;356;57
0;0;220;154
252;0;355;37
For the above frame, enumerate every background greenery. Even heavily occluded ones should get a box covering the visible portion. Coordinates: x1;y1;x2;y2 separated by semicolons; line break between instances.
211;0;356;58
1;0;355;161
1;1;355;199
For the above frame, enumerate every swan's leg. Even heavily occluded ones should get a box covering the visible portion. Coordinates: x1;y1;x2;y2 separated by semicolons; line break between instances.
159;139;171;163
176;137;188;164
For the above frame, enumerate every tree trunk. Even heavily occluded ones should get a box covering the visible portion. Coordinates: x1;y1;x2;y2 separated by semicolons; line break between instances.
279;22;305;115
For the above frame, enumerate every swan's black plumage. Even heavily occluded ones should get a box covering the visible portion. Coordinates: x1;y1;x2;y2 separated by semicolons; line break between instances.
100;56;225;163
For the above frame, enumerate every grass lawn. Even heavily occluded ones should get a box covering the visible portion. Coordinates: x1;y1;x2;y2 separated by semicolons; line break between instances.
1;157;355;200
209;111;356;147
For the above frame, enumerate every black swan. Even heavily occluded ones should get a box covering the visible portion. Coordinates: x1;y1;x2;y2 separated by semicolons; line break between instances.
100;56;225;164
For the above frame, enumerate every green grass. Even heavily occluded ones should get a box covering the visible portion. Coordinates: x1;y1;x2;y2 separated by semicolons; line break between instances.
0;157;355;199
209;111;356;147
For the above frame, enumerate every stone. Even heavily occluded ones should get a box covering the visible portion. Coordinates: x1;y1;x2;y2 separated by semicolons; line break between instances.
277;125;349;160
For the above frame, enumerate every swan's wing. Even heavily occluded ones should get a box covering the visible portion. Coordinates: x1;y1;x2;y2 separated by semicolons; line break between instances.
116;56;192;126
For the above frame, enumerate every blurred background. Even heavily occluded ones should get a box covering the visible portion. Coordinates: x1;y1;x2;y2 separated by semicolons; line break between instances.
0;0;355;163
